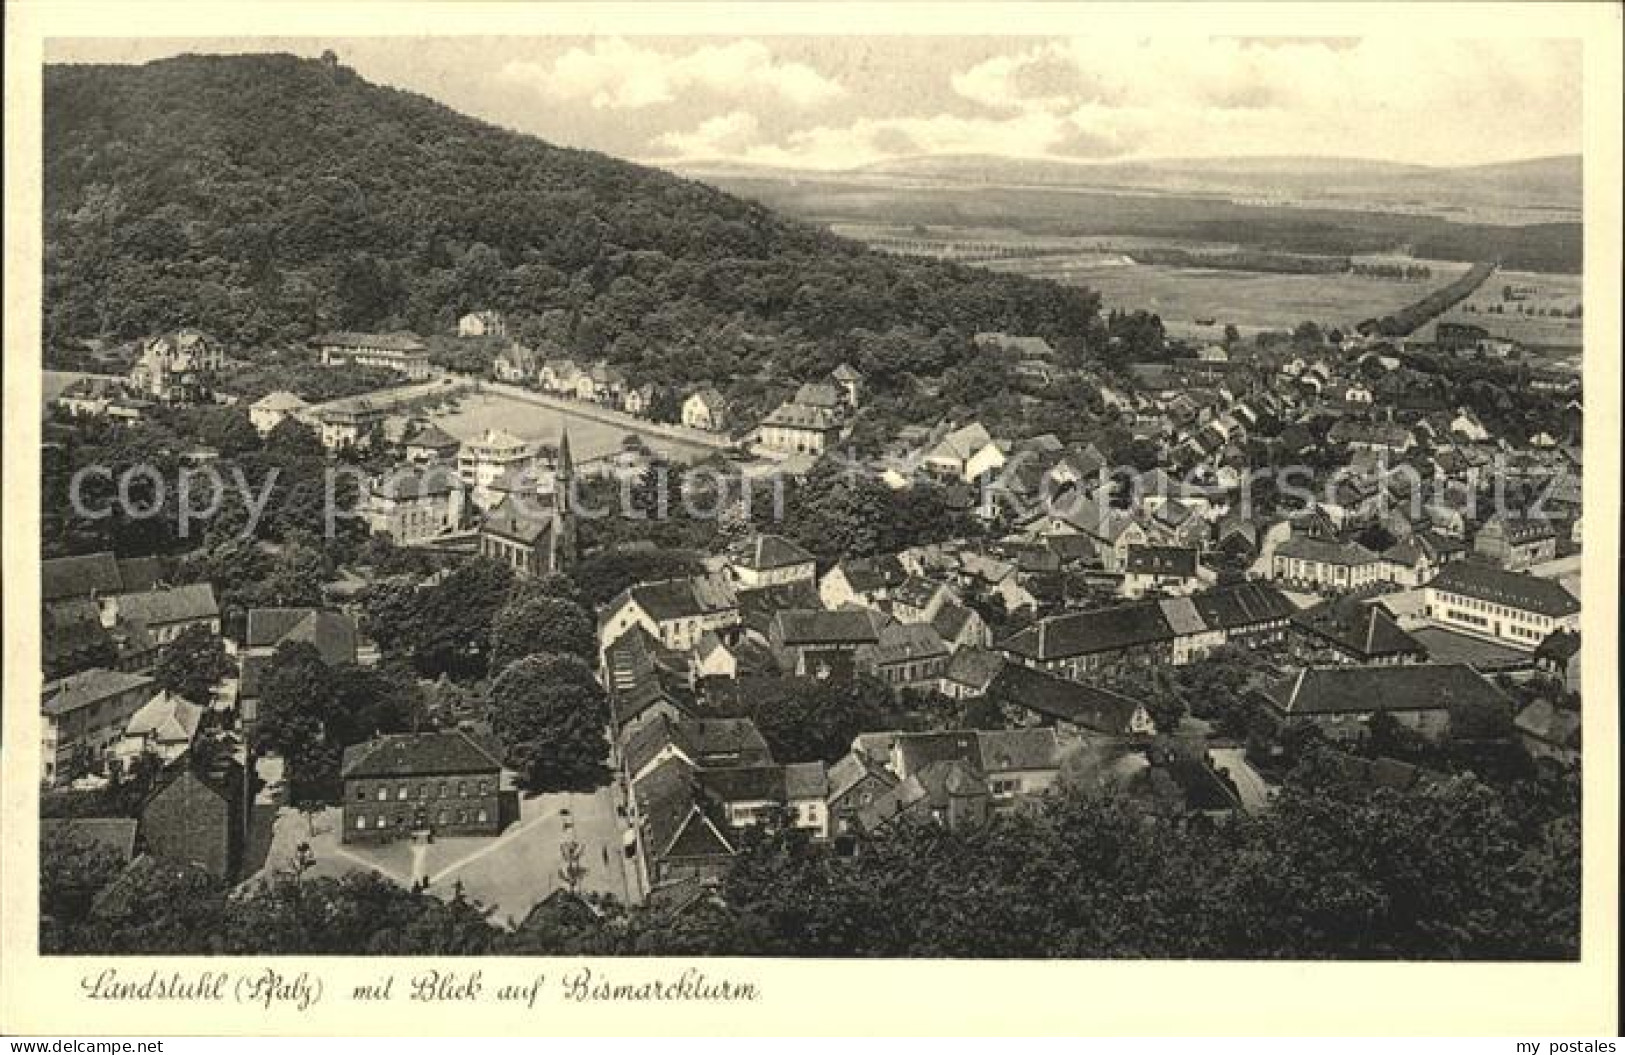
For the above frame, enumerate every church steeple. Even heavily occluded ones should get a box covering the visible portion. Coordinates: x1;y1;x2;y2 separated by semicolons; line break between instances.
554;427;574;513
549;427;577;572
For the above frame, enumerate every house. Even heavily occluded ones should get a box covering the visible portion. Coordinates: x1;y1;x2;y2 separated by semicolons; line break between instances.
1534;629;1581;692
341;730;505;843
785;761;831;838
819;554;909;610
1450;408;1491;443
1258;663;1511;742
855;622;951;689
923;422;1004;483
1269;535;1382;592
886;576;953;624
1120;545;1202;598
830;363;864;407
40;551;174;601
621;715;774;784
862;728;1061;816
1422;562;1581;650
96;582;220;654
313;331;431;380
1379;537;1441;588
366;463;466;544
313;397;388;450
682;389;729;433
602;625;696;735
728;534;817;589
248;391;310;435
984;663;1154;737
1473;515;1558;571
622;384;656;417
129;330;220;403
691;630;776;681
43;599;116;679
457;429;537;511
759;401;841;455
696;766;789;829
1290;597;1427;665
578;363;628;403
238;607;359;727
458;310;506;338
734;579;822;643
1326;418;1415;455
114;691;204;767
399;419;461;464
139;760;242;878
600;574;741;653
539;358;584;394
826;751;900;841
1513;700;1581;765
998;601;1177;678
492;344;537;382
40;669;156;785
930;600;992;650
767;609;885;679
632;757;736;886
857;759;990;834
937;645;1006;700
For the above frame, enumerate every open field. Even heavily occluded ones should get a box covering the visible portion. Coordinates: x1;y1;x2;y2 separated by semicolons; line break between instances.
1030;262;1473;333
431;388;715;465
1415;269;1584;350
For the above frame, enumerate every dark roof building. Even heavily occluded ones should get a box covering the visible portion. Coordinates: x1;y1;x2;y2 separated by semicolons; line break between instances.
1291;597;1428;664
1427;562;1581;619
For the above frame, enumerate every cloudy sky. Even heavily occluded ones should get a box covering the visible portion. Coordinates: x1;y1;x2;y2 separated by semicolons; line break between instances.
50;36;1582;169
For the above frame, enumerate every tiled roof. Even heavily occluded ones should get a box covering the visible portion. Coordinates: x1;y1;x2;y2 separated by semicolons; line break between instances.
736;534;815;571
480;495;558;546
622;715;774;778
340;729;502;779
930;600;980;642
696;765;786;804
42;669;154;718
762;401;840;430
1514;700;1581;751
772;608;883;646
827;751;898;803
974;728;1061;773
245;608;358;666
373;463;463;500
999;602;1173;662
987;664;1145;735
251;390;309;411
1292;597;1426;660
312;331;426;352
794;382;841;409
1263;663;1509;717
858;622;950;667
1126;545;1198;577
124;691;204;743
624;574;738;624
833;554;908;594
735;580;822;636
42;552;123;602
633;756;734;862
1275;535;1380;566
941;645;1005;692
1428;562;1581;618
784;760;829;800
111;583;218;627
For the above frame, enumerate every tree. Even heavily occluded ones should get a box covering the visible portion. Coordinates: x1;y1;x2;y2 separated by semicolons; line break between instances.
490;595;596;670
263;417;325;460
40;824;128;927
558;839;589;895
255;642;338;781
487;653;610;792
406;557;516;679
153;623;231;706
711;674;894;764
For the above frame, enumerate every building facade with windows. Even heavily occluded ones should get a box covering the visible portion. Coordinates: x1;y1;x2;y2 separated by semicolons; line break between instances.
341;730;505;843
1422;562;1581;650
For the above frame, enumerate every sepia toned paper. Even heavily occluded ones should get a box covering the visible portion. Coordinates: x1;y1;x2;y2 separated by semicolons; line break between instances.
3;1;1620;1036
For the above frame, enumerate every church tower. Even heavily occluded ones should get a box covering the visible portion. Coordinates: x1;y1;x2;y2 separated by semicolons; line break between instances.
549;427;577;571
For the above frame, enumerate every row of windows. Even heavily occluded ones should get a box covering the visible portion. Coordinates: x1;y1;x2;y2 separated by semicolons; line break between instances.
1436;591;1553;627
354;807;488;830
357;779;492;802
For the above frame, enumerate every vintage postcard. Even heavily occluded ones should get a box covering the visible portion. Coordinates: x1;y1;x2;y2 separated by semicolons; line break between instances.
3;1;1620;1037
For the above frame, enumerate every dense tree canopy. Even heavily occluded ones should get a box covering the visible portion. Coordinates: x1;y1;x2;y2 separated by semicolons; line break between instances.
487;653;611;792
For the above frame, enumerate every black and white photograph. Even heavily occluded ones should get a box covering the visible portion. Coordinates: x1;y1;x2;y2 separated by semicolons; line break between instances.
14;7;1615;998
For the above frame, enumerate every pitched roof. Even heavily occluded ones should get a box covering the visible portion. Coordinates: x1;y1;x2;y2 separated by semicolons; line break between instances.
622;715;775;778
695;765;786;804
401;420;460;450
633;756;734;862
941;645;1005;692
930;600;981;642
1535;628;1581;663
479;494;557;546
622;574;738;624
245;608;358;666
108;583;218;628
124;691;204;743
999;602;1174;662
42;552;123;602
975;728;1061;773
1292;597;1427;660
1513;700;1581;751
794;382;842;409
784;760;829;800
735;580;822;636
42;669;155;718
735;533;815;571
313;331;426;352
1126;545;1199;577
373;463;463;500
831;554;908;594
340;730;503;779
1428;562;1581;618
1263;663;1510;717
929;422;995;463
1275;535;1380;566
858;622;950;667
987;664;1146;735
827;751;898;803
762;401;840;430
772;608;884;646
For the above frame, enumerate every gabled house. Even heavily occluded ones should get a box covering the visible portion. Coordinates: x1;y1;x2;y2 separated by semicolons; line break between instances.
1290;596;1428;665
682;389;729;433
600;574;741;653
767;609;886;679
985;662;1154;737
728;534;817;589
341;730;505;844
819;554;908;610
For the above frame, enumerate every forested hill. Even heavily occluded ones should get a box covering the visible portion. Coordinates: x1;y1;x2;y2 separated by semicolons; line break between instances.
43;53;1103;387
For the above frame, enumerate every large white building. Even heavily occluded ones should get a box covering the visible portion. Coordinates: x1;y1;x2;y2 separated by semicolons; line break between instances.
457;429;536;511
1422;562;1581;650
314;332;431;380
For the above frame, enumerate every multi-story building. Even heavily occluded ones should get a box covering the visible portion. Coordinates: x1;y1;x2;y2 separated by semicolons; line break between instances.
457;428;537;511
314;331;431;379
1473;515;1558;571
248;391;310;435
1422;561;1581;650
365;463;466;544
1270;535;1383;592
758;401;840;456
341;730;505;843
40;669;156;785
313;397;388;451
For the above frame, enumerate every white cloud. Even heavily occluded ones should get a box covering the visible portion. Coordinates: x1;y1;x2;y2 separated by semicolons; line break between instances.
501;38;844;110
947;37;1581;164
655;111;763;157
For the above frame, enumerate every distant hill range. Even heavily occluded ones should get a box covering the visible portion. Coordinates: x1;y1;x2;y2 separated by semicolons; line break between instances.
673;153;1582;221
